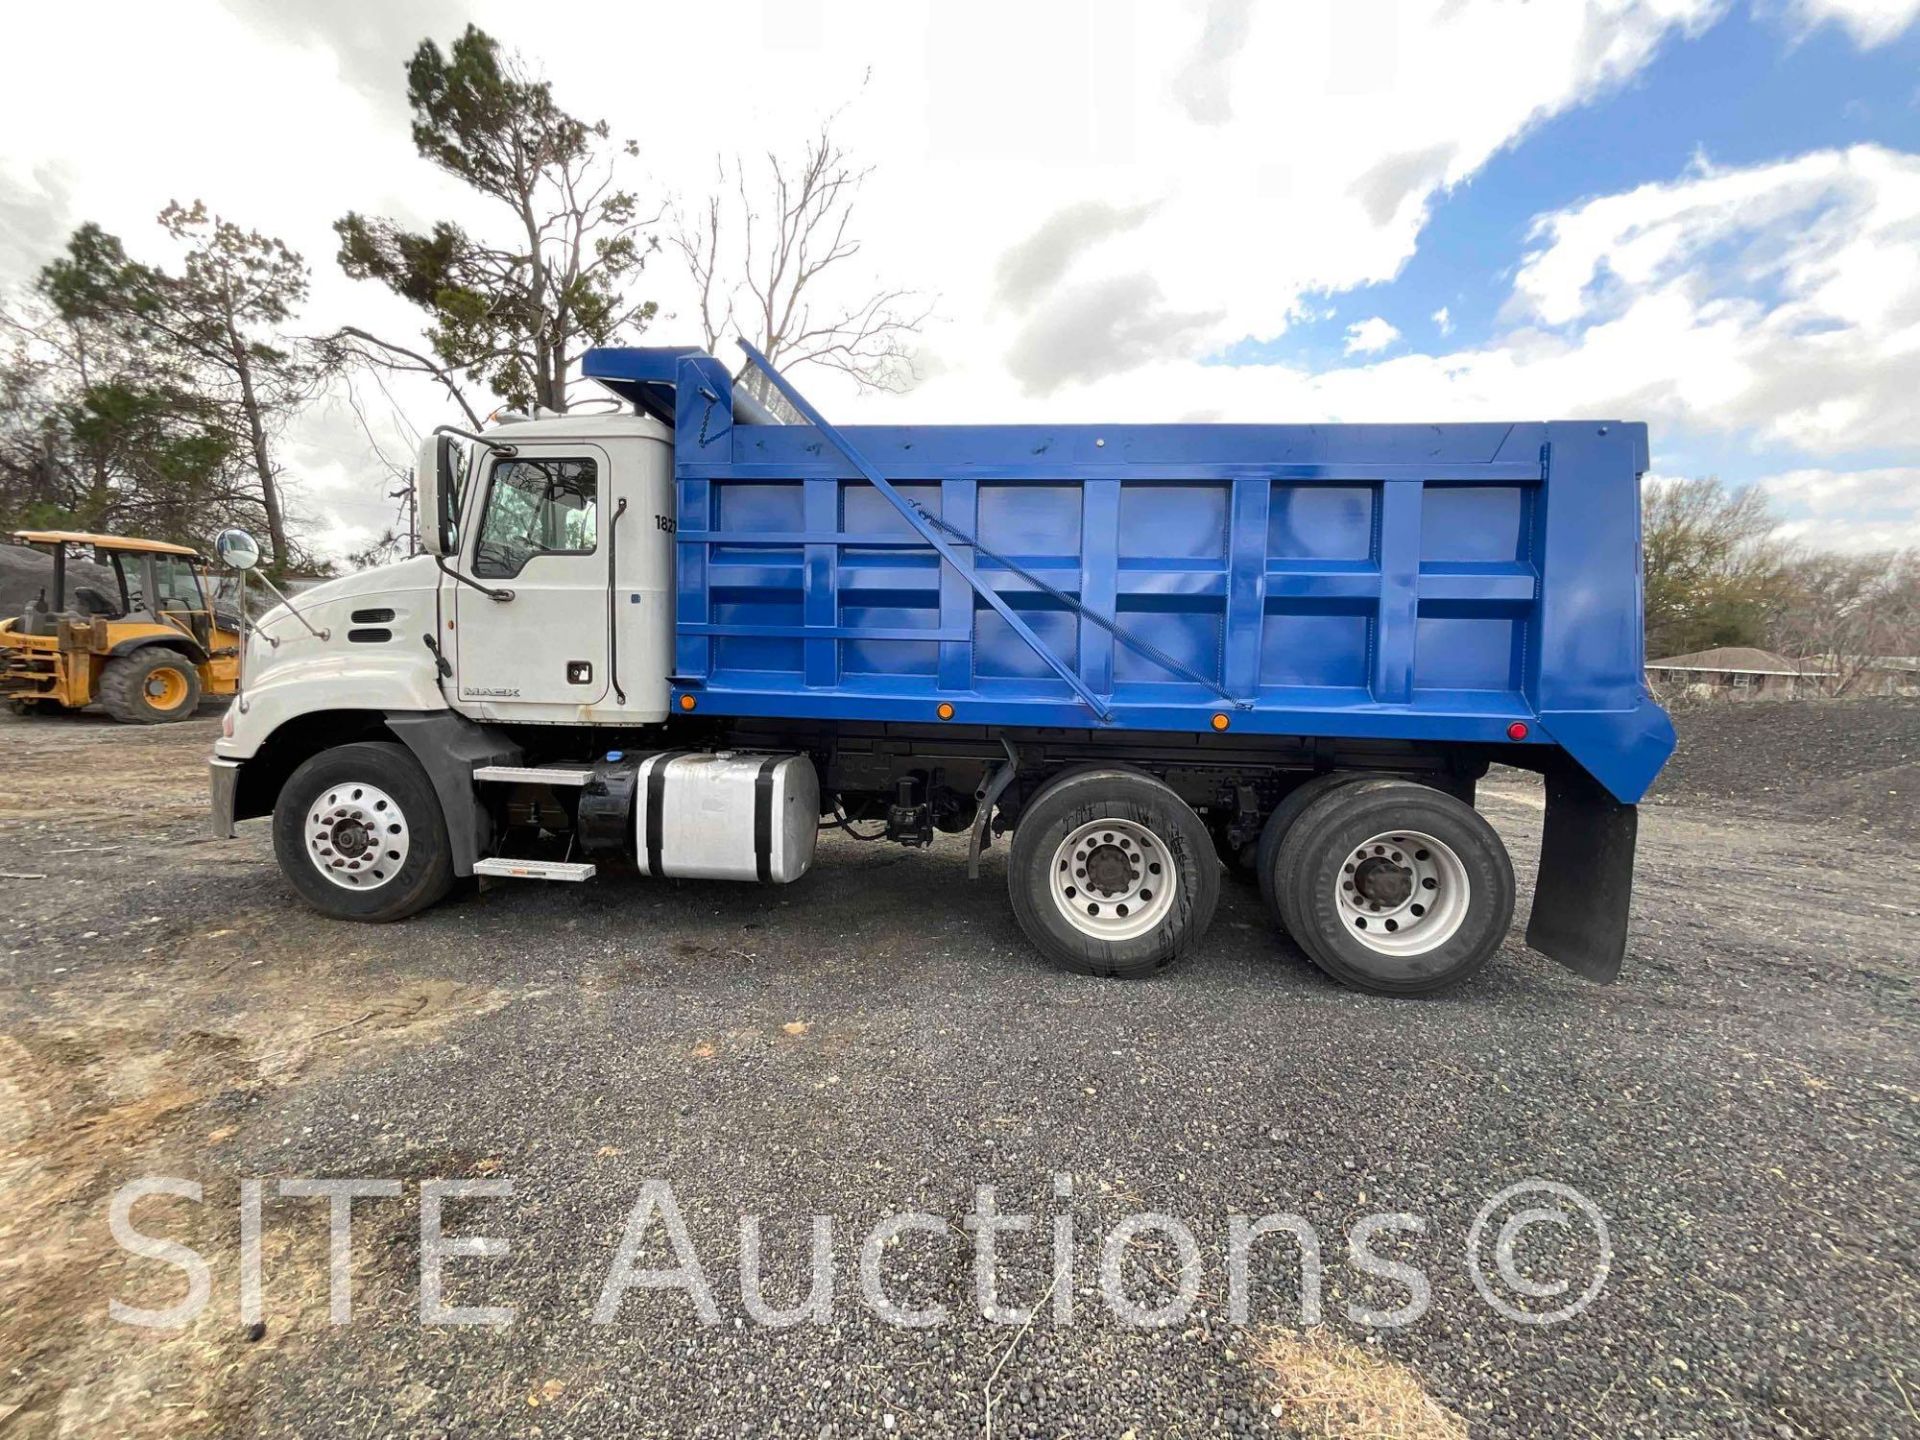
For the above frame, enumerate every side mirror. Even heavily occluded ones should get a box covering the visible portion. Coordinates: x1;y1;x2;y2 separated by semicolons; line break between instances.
414;433;463;556
215;529;261;571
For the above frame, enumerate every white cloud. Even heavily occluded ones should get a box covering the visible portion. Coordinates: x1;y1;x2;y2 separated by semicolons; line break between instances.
1504;144;1920;452
1787;0;1920;47
0;0;1749;557
865;143;1920;571
1754;467;1920;552
1344;317;1402;354
877;144;1917;446
1431;305;1453;334
955;0;1729;386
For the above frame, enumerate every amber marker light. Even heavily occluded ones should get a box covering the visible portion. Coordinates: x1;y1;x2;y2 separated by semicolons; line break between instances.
936;702;955;720
679;693;697;712
1211;713;1230;731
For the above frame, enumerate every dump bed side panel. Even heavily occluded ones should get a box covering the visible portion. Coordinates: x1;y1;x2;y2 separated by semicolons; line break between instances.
658;354;1671;803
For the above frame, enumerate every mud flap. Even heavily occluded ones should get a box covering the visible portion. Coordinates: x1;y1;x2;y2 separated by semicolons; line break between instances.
385;711;520;877
1526;765;1638;983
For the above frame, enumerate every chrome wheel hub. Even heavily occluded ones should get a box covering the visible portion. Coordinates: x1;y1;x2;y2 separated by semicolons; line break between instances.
1048;818;1176;941
1332;829;1469;957
306;781;410;890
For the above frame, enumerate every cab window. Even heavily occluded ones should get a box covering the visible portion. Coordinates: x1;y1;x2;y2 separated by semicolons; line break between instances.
472;457;598;579
154;555;203;612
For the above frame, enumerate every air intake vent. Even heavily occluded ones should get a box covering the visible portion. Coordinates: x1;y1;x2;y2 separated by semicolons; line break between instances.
347;628;392;644
350;608;396;624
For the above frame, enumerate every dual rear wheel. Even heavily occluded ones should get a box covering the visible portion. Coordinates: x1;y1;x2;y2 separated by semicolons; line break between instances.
1261;777;1514;994
1008;769;1220;979
1007;768;1512;994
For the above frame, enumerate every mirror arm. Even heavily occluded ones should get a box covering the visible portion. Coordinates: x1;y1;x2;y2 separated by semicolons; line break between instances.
432;423;516;459
426;422;515;599
435;556;515;603
250;570;330;645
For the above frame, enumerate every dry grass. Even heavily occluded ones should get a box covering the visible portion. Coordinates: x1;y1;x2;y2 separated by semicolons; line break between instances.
1254;1328;1469;1440
0;964;503;1438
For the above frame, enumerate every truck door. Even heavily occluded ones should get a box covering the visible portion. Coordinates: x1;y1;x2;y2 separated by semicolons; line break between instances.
455;442;612;713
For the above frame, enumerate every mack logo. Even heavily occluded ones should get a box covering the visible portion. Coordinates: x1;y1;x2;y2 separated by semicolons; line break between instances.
461;687;521;698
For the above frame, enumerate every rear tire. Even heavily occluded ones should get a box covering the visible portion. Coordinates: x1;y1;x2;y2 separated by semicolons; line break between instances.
100;649;201;724
1255;771;1384;930
273;742;454;922
1272;779;1513;995
1008;769;1220;978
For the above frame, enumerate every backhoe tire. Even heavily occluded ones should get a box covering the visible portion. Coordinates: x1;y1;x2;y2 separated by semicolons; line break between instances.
100;649;202;724
1008;768;1220;979
273;741;455;923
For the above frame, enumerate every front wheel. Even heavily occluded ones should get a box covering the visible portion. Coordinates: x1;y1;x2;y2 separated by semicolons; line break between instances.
1271;779;1513;995
1008;769;1220;978
100;649;201;723
272;741;454;922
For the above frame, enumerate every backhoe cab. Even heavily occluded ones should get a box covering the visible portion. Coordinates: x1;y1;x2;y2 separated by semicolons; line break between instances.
1;530;242;723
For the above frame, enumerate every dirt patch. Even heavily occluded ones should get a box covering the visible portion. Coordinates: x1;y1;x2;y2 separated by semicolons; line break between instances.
0;959;504;1438
1254;1329;1468;1440
0;714;215;828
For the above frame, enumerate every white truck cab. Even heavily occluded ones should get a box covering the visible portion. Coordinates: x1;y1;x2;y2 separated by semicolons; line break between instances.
217;410;677;769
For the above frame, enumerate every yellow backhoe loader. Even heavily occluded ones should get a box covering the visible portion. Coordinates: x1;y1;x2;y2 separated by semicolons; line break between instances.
1;530;241;723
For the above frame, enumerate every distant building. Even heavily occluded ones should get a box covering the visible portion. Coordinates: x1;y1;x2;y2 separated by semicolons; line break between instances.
1644;646;1830;699
1793;654;1920;698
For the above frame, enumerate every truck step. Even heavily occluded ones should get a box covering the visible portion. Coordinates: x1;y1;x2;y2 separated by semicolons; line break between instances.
473;764;596;786
472;857;597;882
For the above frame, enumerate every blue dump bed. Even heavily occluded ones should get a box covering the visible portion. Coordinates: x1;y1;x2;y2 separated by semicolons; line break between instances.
586;348;1675;806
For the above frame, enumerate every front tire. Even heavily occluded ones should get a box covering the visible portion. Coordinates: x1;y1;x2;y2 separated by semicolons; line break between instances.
272;742;454;922
1271;779;1513;995
100;649;201;723
1008;769;1220;978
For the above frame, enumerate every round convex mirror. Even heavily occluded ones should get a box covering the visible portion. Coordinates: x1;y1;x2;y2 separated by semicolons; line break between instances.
215;528;261;571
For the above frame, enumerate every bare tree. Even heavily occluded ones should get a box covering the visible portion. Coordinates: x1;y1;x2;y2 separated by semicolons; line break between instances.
674;118;929;409
1772;550;1920;694
152;201;317;567
313;325;483;429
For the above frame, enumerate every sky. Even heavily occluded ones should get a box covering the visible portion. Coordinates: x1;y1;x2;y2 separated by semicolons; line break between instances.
2;0;1917;562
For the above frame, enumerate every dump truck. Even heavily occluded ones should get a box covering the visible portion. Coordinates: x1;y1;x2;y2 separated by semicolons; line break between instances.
3;530;241;723
208;343;1675;994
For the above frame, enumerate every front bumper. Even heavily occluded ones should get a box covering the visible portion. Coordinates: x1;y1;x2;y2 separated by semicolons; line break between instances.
209;758;241;839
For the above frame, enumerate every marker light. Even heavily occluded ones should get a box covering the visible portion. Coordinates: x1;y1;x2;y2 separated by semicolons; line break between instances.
1210;713;1230;731
678;693;697;712
936;702;955;720
1507;721;1529;741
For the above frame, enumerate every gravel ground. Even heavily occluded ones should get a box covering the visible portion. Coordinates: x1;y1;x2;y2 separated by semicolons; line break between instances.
1;703;1915;1439
1648;695;1920;842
